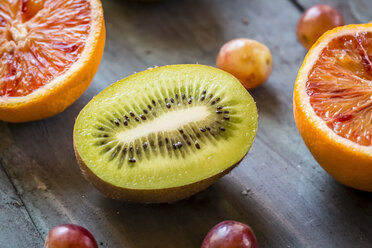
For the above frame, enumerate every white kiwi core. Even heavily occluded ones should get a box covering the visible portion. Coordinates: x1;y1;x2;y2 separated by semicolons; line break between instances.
116;106;210;143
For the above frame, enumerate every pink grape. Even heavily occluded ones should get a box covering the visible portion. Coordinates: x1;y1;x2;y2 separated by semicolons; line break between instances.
44;224;98;248
202;220;258;248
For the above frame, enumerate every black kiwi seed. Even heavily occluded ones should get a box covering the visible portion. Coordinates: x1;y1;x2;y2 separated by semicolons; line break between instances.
211;101;216;105
114;120;120;126
152;100;156;106
209;94;213;99
103;134;109;137
199;128;206;132
200;95;205;101
216;97;220;102
143;142;148;149
143;109;148;114
179;129;184;134
188;97;192;104
224;110;229;114
148;105;152;110
125;115;130;121
129;111;135;117
205;126;211;131
123;147;127;154
170;98;174;103
182;134;188;140
175;94;179;99
202;89;206;94
195;141;200;149
135;117;140;122
216;110;223;114
182;94;186;100
223;116;230;120
165;98;168;102
186;140;191;145
217;105;223;110
129;158;136;163
220;127;226;131
140;114;146;120
165;138;169;143
98;127;104;131
158;140;163;146
123;120;128;126
111;146;121;157
130;146;134;152
166;103;171;108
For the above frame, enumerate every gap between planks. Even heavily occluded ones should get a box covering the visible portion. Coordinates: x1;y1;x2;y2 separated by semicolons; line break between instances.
288;0;305;12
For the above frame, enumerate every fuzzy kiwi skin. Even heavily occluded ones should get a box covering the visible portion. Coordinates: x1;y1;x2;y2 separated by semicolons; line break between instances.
74;135;243;203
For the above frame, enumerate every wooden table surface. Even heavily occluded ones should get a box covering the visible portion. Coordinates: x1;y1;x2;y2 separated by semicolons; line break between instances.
1;0;371;247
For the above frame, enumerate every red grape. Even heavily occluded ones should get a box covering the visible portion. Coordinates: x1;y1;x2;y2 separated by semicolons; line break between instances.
297;5;344;49
44;224;98;248
201;220;258;248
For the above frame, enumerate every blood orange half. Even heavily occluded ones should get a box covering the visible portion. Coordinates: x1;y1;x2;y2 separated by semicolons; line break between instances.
0;0;105;122
294;24;372;191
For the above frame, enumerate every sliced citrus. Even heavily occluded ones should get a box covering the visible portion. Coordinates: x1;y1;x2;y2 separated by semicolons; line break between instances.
294;24;372;192
0;0;105;122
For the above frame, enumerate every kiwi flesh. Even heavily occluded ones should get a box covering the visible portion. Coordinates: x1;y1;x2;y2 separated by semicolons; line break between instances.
73;64;257;203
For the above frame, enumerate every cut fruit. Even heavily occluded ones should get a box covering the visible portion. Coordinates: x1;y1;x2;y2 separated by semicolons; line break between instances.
294;24;372;191
74;64;258;203
0;0;105;122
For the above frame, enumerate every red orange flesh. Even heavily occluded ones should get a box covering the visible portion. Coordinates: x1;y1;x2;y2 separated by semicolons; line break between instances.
0;0;91;97
0;0;105;123
306;32;372;146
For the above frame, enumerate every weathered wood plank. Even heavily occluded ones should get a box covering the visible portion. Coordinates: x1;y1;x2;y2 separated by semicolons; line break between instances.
0;0;371;247
0;123;44;248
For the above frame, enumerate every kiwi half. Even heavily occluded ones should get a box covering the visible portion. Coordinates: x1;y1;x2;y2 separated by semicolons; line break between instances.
73;64;257;203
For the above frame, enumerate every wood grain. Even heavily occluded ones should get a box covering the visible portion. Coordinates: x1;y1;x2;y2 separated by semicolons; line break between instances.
0;0;371;247
0;123;44;248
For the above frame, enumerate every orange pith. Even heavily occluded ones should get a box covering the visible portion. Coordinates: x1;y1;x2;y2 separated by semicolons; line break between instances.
306;32;372;146
0;0;91;97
